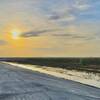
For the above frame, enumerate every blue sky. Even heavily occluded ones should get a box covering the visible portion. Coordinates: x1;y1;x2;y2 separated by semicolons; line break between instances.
0;0;100;57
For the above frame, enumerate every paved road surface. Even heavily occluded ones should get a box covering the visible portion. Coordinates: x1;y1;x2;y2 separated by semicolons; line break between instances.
0;62;100;100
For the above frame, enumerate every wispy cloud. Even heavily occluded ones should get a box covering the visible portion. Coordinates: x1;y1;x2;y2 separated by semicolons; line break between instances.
74;0;91;11
20;29;60;37
49;14;76;22
52;33;94;41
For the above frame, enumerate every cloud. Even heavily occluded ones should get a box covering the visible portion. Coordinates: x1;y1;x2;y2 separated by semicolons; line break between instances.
49;14;76;22
0;40;7;45
20;29;60;37
36;0;77;26
74;0;91;10
49;14;62;20
52;33;80;38
52;33;95;41
37;0;91;24
20;31;41;37
75;4;90;10
46;7;72;21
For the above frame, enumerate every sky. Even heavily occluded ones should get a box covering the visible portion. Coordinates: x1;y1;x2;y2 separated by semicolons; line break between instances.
0;0;100;57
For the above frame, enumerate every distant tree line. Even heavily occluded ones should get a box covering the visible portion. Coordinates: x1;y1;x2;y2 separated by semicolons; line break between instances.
1;57;100;66
0;58;100;73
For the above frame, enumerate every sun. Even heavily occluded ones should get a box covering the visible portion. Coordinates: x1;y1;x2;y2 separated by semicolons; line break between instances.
11;29;21;39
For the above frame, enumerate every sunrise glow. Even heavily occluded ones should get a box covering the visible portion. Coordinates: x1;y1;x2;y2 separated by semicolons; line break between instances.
11;29;21;39
0;0;100;57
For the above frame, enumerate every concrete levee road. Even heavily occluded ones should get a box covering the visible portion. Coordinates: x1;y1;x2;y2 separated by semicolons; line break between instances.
0;62;100;100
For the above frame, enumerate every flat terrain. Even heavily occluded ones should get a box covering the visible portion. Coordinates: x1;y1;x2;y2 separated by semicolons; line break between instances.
2;58;100;73
0;62;100;100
